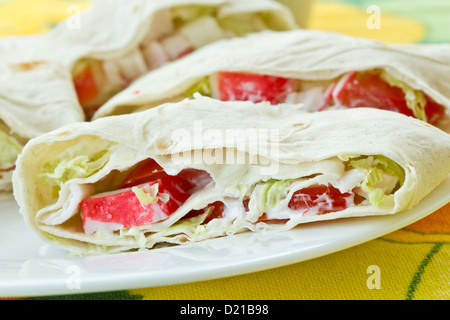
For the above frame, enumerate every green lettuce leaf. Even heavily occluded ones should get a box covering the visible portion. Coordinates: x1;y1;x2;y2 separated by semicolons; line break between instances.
158;212;210;237
379;71;428;122
344;155;405;207
218;13;268;36
132;183;159;205
247;179;293;220
260;12;295;31
185;77;212;98
0;129;22;169
172;5;217;28
41;149;111;187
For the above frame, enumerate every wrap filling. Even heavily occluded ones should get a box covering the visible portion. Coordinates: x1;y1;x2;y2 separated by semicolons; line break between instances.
0;127;22;171
71;5;292;118
41;153;405;238
183;69;447;126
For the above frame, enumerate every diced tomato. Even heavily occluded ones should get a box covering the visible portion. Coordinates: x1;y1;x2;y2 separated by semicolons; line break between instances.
333;72;447;124
80;176;191;234
424;96;447;126
215;72;296;105
120;159;211;191
81;157;216;234
120;159;168;189
73;67;99;107
242;198;250;212
288;184;354;215
184;201;225;224
177;47;193;59
0;166;15;172
177;168;212;191
335;72;415;117
204;202;225;223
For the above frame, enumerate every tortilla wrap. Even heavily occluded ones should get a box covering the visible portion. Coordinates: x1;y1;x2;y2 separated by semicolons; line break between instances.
13;96;450;255
6;0;296;117
92;29;450;130
0;61;85;199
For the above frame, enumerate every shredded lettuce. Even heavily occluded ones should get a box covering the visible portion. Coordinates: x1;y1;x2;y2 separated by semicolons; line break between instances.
379;71;428;122
120;227;147;250
132;183;159;205
72;58;103;80
172;5;217;28
42;149;111;187
218;13;268;36
160;212;209;236
344;155;405;207
247;179;292;221
0;129;22;169
185;77;212;98
337;154;360;162
180;16;227;49
260;12;294;31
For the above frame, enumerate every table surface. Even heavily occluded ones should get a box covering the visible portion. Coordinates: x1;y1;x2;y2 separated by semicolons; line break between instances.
0;0;449;300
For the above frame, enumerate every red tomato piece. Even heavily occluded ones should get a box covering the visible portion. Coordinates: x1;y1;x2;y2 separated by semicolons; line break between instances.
176;168;212;191
177;47;194;59
288;184;354;215
184;201;225;224
81;157;216;234
121;159;211;191
216;72;296;104
81;176;191;234
424;96;447;126
334;72;447;124
204;202;225;223
336;72;415;117
73;67;100;107
120;159;168;189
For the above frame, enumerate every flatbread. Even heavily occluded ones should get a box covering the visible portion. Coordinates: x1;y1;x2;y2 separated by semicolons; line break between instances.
13;96;450;255
3;0;297;115
8;0;296;67
0;61;85;198
0;0;297;197
92;29;450;130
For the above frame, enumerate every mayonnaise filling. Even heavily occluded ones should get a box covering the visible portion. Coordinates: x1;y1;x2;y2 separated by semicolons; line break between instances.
241;156;404;222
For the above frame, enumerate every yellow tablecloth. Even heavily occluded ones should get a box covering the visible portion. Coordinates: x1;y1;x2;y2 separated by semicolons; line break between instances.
1;0;449;300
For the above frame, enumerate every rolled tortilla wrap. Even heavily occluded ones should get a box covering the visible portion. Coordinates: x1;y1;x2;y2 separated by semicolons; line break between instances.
12;96;450;255
6;0;297;118
0;61;84;198
93;29;450;130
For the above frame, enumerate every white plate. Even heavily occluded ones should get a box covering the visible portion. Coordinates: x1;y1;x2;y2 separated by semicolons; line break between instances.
0;176;448;298
0;36;449;298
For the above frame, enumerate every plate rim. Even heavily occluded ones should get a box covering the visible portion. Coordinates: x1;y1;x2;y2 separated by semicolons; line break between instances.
0;175;448;298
